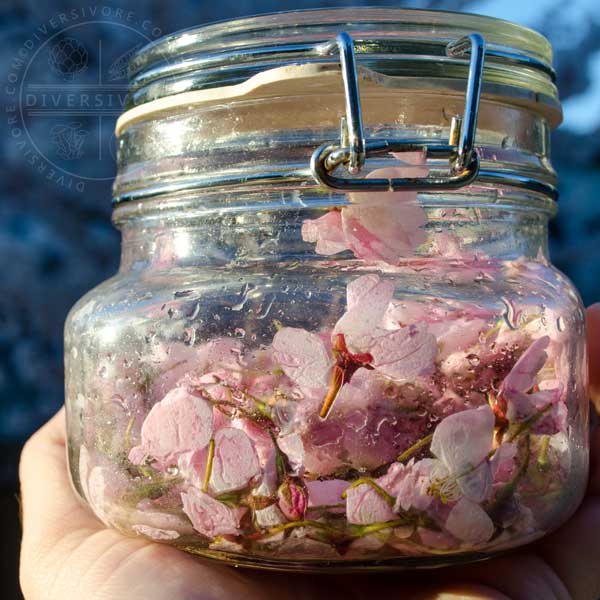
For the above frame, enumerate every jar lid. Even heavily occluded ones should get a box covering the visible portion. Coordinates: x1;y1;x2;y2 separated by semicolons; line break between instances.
127;8;557;112
114;8;560;205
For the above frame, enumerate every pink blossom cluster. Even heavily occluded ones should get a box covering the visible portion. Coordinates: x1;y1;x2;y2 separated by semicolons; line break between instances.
77;270;570;558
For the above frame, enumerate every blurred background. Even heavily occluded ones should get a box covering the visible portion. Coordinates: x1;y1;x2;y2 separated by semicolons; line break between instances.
1;0;599;597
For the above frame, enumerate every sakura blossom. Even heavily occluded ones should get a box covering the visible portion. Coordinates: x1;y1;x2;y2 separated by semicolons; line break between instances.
181;488;246;538
76;270;578;563
274;274;437;417
128;386;213;466
301;153;429;264
498;335;565;434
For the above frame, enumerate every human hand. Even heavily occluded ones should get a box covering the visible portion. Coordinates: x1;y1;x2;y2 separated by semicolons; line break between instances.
19;305;600;600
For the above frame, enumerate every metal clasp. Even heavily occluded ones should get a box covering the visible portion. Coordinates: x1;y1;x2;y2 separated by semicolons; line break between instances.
310;32;486;192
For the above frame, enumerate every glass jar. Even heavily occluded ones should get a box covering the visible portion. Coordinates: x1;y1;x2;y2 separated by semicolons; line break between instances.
65;8;588;571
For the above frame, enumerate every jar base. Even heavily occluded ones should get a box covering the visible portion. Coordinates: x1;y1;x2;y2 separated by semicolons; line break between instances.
176;545;505;573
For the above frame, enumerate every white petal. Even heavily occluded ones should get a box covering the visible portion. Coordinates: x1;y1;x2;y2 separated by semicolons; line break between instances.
431;405;494;476
272;327;332;388
445;498;494;543
334;275;394;351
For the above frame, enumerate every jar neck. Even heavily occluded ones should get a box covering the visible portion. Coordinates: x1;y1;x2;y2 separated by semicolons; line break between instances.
114;191;554;274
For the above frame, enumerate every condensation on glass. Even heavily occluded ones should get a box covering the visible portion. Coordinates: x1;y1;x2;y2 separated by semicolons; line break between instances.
65;8;588;571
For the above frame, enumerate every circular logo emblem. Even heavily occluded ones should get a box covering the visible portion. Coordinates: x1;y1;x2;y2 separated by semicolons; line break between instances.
5;8;163;192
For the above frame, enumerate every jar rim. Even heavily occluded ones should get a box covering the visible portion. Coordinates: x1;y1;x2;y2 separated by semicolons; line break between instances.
126;7;557;112
114;8;560;206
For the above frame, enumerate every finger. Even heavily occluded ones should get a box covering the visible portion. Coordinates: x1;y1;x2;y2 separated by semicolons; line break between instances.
19;407;106;598
588;303;600;409
19;406;104;549
531;304;600;599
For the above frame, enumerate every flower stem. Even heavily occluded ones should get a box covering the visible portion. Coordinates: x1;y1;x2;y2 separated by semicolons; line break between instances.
397;433;433;463
202;438;215;493
342;478;395;506
508;404;552;443
352;518;412;537
319;366;343;419
537;435;551;471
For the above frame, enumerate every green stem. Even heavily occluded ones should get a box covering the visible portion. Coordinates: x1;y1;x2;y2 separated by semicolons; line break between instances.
352;518;413;537
342;478;395;506
508;404;553;443
537;435;551;471
202;438;215;493
397;433;433;463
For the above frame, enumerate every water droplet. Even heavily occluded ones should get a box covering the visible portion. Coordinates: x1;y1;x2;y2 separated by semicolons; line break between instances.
557;316;565;332
466;353;481;366
256;296;275;320
501;296;519;330
189;302;201;320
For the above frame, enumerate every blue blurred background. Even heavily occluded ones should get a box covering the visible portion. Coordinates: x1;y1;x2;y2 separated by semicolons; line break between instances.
0;1;599;593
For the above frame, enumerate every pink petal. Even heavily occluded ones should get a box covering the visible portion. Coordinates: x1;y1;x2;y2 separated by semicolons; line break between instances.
181;489;245;538
503;336;550;393
445;497;494;543
341;199;428;264
277;432;305;474
334;274;394;350
369;323;438;380
132;524;180;540
431;317;488;359
306;479;349;508
272;327;332;388
490;442;518;483
389;151;428;171
418;527;458;549
209;428;261;494
392;458;436;513
456;462;493;503
301;210;348;255
431;405;494;477
505;386;563;434
129;387;213;465
345;483;396;525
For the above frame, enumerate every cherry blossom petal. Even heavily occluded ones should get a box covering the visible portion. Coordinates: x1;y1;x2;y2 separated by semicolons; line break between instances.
301;210;349;255
306;479;349;508
272;327;332;388
505;386;564;434
132;524;180;540
209;428;261;494
490;442;518;483
277;432;305;475
456;462;493;503
503;335;550;393
181;488;245;538
445;497;495;543
392;458;436;513
255;504;286;528
369;323;438;381
334;274;394;350
342;159;429;264
345;483;396;525
341;198;428;264
129;387;213;465
430;405;494;477
418;527;458;549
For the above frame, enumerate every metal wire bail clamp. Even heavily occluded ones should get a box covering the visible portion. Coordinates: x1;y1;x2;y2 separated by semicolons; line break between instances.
310;32;487;192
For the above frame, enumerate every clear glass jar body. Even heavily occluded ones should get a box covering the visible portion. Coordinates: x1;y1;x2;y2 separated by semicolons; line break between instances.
65;8;587;571
65;190;587;571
